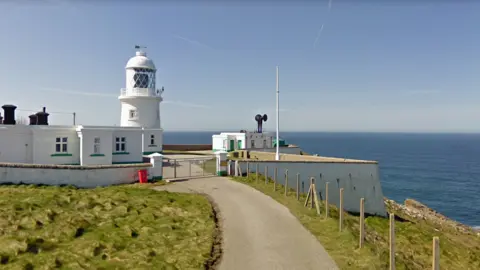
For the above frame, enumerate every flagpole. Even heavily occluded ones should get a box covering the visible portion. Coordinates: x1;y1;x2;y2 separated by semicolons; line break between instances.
275;66;280;161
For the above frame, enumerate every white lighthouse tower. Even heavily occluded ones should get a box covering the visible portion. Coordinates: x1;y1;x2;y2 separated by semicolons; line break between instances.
119;47;163;128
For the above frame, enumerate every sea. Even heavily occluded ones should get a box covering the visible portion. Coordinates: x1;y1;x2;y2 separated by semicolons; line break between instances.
164;131;480;228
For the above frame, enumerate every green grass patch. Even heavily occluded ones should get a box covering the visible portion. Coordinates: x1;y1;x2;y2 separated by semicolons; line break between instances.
231;174;480;270
0;184;216;269
203;159;217;175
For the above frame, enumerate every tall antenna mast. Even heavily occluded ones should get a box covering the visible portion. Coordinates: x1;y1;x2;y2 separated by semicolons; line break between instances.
275;66;280;161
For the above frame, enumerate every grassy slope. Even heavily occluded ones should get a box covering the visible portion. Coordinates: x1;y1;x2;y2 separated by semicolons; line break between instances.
0;184;215;270
230;174;480;270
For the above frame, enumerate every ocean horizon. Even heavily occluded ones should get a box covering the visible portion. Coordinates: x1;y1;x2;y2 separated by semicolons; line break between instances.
164;131;480;228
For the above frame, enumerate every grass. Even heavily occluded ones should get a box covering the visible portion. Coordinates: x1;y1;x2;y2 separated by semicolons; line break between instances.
203;159;217;175
230;174;480;270
0;183;216;269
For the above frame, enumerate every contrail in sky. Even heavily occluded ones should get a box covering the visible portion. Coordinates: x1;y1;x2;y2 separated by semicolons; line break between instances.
313;0;333;49
173;35;212;49
313;24;324;49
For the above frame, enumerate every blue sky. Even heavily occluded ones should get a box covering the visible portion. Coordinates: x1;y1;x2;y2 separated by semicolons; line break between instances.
0;1;479;132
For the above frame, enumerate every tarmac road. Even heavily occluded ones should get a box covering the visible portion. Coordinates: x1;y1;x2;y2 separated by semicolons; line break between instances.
155;164;338;270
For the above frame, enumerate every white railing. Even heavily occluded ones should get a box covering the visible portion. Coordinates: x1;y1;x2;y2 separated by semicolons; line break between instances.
120;88;162;97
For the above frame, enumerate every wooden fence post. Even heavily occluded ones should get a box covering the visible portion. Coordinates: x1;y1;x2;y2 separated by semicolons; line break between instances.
284;169;288;196
339;188;344;232
273;167;277;191
390;213;395;270
256;163;259;183
304;180;312;207
359;198;365;248
247;161;250;177
312;178;321;215
265;166;268;184
432;237;440;270
310;177;314;209
325;182;329;218
296;173;300;201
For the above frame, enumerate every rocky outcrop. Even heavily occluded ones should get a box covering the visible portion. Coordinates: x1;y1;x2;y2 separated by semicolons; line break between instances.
384;198;477;236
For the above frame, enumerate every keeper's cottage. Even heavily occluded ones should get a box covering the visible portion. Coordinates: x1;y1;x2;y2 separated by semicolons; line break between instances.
0;48;164;166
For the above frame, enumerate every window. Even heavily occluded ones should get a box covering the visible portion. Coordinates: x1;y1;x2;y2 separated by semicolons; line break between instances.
251;140;255;148
263;139;267;148
132;68;155;89
55;137;68;153
115;137;126;152
129;110;137;119
93;137;101;154
133;73;149;88
150;134;155;145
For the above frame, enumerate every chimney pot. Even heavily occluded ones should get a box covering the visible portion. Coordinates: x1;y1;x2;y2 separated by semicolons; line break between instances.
2;104;17;125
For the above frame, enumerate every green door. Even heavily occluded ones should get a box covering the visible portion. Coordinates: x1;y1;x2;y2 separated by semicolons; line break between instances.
238;140;242;150
229;140;235;151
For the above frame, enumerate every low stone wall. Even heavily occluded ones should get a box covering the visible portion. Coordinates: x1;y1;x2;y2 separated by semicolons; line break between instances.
0;162;152;188
235;160;387;216
164;144;212;151
244;151;377;163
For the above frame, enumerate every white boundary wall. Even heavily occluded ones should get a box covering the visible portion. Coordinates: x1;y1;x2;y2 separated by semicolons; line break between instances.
236;160;387;217
0;163;154;188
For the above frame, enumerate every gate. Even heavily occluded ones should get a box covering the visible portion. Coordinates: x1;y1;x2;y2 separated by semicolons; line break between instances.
162;156;216;180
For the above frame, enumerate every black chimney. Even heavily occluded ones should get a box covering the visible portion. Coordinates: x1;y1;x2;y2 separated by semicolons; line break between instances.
29;114;38;125
2;104;17;125
36;107;49;125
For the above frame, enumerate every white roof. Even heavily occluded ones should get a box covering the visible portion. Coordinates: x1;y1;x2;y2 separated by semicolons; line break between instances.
125;51;156;70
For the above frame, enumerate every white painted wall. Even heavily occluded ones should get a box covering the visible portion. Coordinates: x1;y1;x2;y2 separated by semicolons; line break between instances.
142;128;163;154
236;161;387;216
245;132;273;149
111;129;143;163
0;165;151;188
77;128;113;165
0;125;159;166
147;153;163;180
213;131;280;152
32;126;80;165
0;125;33;163
213;132;256;151
119;98;161;129
212;135;227;151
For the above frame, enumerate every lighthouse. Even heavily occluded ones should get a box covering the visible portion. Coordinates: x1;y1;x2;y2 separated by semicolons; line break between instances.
119;47;163;128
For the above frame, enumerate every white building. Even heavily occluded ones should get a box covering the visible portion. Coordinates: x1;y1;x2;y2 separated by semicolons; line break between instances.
0;48;164;166
213;131;273;152
212;131;302;154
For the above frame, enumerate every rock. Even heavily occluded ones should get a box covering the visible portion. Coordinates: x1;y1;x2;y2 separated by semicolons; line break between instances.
384;197;475;235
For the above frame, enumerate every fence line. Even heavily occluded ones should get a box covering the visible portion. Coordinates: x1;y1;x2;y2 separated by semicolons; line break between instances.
229;160;441;269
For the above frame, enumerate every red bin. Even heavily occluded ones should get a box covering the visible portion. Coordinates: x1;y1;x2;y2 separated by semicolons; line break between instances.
138;169;148;184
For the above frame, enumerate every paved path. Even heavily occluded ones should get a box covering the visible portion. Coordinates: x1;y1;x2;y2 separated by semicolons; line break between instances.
155;163;338;270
